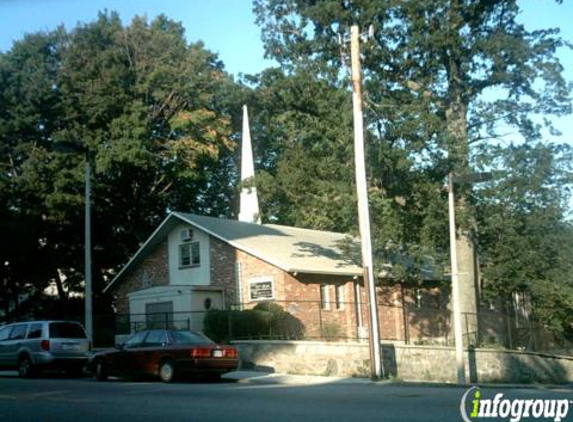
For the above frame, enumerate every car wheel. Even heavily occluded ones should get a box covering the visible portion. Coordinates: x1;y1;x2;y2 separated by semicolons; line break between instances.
18;356;34;378
159;360;176;383
95;361;108;381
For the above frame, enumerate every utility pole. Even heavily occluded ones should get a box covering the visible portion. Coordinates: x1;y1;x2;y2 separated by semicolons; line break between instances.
84;150;93;346
448;172;466;385
53;141;93;346
350;25;382;380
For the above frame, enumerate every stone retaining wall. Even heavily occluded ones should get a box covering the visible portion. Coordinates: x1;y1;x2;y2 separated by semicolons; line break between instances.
233;340;573;384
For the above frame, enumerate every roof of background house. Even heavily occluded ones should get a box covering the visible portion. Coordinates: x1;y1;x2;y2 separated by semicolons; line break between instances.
103;212;363;293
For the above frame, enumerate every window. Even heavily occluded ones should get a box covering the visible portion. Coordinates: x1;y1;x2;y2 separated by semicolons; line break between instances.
9;324;28;340
414;288;422;308
123;331;148;349
143;330;167;347
179;242;200;267
49;322;86;339
335;284;345;310
248;278;274;301
171;331;214;346
0;326;12;341
27;323;43;339
320;284;330;310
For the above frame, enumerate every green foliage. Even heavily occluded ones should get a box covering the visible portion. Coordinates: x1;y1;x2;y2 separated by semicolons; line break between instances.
322;323;342;341
203;303;305;343
252;0;572;335
246;68;356;231
0;12;246;306
475;142;573;337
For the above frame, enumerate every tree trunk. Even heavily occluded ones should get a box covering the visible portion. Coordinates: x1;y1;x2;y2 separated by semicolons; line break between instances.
54;269;69;316
446;96;480;346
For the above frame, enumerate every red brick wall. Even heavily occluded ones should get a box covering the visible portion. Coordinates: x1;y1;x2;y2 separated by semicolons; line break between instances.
235;249;287;305
292;274;359;339
232;249;364;340
357;283;451;343
209;237;239;305
109;233;451;344
110;242;169;314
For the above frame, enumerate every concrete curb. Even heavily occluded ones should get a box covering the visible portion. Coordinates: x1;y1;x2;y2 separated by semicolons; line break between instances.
222;371;374;386
222;371;573;390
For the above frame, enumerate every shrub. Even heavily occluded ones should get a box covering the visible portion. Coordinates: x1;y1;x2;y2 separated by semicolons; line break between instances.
322;323;342;341
203;303;305;342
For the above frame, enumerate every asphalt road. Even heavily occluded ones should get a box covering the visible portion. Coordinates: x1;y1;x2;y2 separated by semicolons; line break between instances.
0;373;571;422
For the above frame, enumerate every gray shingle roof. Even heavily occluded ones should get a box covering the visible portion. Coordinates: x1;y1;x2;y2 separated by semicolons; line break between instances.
104;212;362;293
175;212;362;276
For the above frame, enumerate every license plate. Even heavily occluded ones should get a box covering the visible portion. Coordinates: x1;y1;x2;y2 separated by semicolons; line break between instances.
212;350;223;358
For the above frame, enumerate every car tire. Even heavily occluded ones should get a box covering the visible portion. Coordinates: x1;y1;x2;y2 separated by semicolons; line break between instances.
18;356;34;378
95;361;108;381
159;360;176;383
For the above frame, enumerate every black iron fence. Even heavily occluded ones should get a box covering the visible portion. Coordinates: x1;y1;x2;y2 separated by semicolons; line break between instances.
12;298;561;354
85;300;571;355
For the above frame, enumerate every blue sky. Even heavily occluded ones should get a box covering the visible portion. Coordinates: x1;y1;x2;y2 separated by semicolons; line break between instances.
0;0;571;146
0;0;273;76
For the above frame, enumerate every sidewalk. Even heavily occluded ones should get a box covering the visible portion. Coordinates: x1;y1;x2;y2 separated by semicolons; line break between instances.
222;370;573;390
222;370;374;385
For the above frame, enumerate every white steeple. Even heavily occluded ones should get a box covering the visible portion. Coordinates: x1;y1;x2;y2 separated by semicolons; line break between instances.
238;105;261;224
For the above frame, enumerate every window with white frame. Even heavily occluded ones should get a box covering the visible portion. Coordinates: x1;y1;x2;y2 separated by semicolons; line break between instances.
335;284;345;310
179;242;200;268
249;278;275;301
320;284;330;310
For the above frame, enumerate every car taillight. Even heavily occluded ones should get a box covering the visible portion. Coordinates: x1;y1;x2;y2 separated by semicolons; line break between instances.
191;348;212;358
40;340;50;351
225;348;238;359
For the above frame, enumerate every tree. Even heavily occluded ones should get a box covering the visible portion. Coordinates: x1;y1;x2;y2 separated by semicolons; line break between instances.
244;66;448;282
245;68;357;231
475;142;573;338
0;12;244;312
254;0;571;319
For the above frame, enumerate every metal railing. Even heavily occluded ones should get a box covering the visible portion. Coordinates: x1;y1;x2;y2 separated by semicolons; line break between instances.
66;301;571;354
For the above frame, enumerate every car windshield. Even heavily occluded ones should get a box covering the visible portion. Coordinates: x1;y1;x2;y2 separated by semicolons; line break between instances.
171;331;214;345
49;322;86;339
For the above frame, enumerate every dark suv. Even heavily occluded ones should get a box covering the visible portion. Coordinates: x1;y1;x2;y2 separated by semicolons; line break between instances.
0;320;90;377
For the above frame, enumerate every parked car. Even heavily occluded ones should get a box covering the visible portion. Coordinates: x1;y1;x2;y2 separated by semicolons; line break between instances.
0;320;90;377
87;329;239;383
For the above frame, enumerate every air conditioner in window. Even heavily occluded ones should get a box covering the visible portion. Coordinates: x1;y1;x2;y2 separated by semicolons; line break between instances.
180;228;194;242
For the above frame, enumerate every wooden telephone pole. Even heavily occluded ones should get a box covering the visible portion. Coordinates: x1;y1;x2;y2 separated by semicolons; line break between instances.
350;25;382;380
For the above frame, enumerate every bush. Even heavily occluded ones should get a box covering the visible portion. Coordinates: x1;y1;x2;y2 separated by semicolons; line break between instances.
322;323;342;341
203;303;305;342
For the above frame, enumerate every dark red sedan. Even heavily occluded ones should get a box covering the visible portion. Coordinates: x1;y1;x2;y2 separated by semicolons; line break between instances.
88;330;239;382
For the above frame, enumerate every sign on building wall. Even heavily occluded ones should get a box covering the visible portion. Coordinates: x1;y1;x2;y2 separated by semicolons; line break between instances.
249;278;275;301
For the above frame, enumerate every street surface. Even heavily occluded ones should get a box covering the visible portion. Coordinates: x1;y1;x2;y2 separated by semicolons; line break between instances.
0;372;571;422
